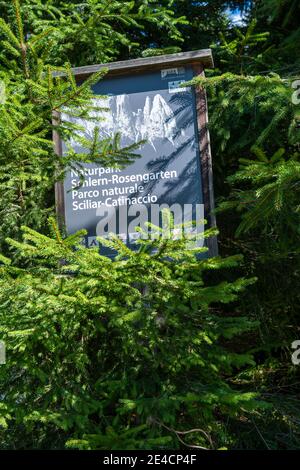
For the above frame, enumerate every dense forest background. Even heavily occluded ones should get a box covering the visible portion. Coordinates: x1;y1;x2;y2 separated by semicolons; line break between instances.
0;0;299;450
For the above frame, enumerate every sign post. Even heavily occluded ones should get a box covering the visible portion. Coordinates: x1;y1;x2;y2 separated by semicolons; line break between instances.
53;49;217;256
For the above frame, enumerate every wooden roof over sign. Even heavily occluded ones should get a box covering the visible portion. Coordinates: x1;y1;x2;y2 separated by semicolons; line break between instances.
62;49;214;79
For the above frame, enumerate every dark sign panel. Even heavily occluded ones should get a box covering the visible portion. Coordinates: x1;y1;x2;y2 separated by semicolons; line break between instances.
56;51;217;256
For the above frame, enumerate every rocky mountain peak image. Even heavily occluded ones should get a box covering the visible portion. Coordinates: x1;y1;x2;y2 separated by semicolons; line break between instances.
65;91;181;151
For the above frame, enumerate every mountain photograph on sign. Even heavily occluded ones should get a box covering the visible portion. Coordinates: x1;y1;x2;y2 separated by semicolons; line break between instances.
67;92;188;151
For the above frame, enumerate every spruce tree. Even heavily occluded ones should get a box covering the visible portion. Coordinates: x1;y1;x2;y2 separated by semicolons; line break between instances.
186;9;300;448
0;0;161;252
0;218;266;449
